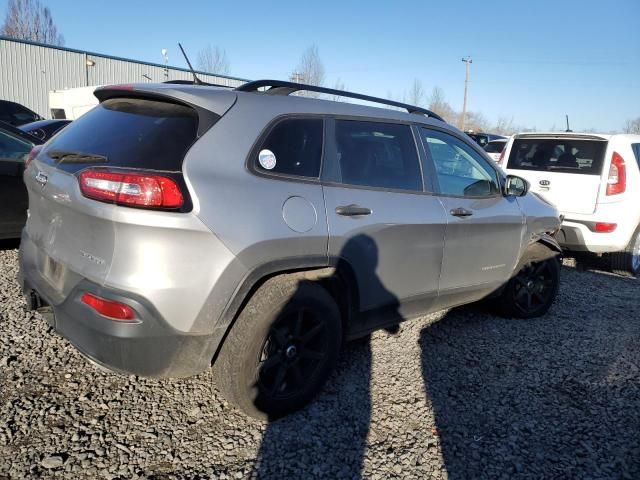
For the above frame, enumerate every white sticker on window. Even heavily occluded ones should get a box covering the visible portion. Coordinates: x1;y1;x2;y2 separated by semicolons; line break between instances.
258;149;277;170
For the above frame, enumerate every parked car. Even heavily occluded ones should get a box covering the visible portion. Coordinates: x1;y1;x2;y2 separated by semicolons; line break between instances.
484;138;508;163
19;80;562;419
466;131;506;148
0;99;43;127
0;121;42;239
502;132;640;276
18;119;72;142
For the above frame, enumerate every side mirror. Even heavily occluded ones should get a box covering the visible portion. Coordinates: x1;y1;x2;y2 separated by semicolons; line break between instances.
504;175;529;197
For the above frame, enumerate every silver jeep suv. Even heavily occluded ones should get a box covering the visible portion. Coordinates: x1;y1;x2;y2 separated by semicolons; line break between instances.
19;80;561;418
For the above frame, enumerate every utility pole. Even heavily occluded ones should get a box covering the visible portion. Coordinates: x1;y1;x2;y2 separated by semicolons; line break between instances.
460;56;472;131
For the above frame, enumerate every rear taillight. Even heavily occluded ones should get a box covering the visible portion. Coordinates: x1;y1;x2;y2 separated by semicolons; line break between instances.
594;222;617;233
606;152;626;196
78;169;184;209
24;145;42;169
81;293;135;321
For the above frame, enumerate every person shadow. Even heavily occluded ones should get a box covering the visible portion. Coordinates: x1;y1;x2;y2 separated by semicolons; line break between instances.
252;234;402;479
419;274;640;479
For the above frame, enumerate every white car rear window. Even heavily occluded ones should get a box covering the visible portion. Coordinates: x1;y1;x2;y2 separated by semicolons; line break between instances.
507;138;606;175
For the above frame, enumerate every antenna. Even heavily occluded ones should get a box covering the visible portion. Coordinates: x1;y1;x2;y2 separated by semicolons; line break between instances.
178;43;203;85
565;114;572;132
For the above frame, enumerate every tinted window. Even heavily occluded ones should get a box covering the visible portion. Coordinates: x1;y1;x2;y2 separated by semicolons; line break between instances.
0;129;32;163
334;120;421;191
484;141;506;153
422;129;500;197
43;97;200;173
0;101;39;125
507;138;606;175
632;143;640;168
255;118;323;177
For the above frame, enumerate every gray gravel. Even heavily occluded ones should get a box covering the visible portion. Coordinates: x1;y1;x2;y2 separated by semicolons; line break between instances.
1;245;639;479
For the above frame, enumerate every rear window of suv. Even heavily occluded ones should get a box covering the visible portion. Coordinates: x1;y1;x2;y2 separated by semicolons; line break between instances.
507;138;607;175
42;97;200;173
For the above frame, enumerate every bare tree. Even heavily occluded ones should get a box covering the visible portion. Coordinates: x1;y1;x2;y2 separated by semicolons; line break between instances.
493;116;517;135
623;117;640;134
1;0;64;45
291;44;325;97
407;79;425;107
464;111;490;133
427;86;456;123
197;44;230;75
330;78;346;102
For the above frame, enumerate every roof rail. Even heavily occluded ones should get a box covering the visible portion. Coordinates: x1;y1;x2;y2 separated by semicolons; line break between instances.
235;79;445;122
163;79;233;88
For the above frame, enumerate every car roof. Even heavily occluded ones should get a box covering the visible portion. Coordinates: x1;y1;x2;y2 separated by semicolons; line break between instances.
513;131;612;140
95;83;452;130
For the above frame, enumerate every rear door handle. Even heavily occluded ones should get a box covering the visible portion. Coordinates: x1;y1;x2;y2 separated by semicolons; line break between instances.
450;207;473;217
335;204;372;216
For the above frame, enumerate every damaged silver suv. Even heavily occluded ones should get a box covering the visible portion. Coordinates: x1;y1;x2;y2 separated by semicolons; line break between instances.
20;80;561;419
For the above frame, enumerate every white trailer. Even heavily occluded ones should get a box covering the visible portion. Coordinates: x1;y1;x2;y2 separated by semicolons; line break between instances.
48;86;100;120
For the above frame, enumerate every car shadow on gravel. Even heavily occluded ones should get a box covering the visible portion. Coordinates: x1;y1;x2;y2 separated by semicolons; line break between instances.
419;282;640;479
0;239;20;251
252;234;402;479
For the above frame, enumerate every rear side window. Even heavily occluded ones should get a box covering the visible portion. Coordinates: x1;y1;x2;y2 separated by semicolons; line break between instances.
632;143;640;168
334;120;421;191
255;118;323;177
507;138;606;175
484;141;505;153
43;97;200;173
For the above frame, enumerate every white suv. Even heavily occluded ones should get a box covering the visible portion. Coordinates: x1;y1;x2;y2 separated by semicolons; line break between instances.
502;132;640;276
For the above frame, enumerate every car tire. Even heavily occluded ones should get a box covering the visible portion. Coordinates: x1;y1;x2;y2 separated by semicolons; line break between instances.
212;275;342;420
498;243;561;319
605;225;640;277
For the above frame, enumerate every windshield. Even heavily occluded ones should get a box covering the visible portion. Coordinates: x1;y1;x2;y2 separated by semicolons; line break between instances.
507;138;607;175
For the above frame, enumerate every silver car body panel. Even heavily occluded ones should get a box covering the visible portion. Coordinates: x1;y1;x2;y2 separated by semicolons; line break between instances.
20;83;561;377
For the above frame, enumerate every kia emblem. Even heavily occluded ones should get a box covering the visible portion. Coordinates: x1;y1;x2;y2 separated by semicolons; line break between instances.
539;180;550;186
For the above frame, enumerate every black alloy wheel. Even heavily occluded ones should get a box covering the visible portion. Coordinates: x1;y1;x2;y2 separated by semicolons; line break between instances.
258;307;328;400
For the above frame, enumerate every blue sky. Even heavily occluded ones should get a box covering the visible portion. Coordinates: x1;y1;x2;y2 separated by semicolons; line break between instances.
3;0;638;131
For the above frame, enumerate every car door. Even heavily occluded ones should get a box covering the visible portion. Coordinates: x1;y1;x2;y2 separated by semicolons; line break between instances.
322;118;447;333
0;127;34;239
418;127;525;309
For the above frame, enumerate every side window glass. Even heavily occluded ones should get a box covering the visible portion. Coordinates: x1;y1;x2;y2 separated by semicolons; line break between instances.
255;118;323;177
421;129;500;197
334;120;421;191
0;130;31;163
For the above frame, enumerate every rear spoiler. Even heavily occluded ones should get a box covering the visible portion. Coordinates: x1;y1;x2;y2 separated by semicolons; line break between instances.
93;84;237;137
514;134;608;141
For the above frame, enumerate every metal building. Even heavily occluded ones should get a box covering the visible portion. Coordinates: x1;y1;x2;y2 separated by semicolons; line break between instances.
0;36;249;118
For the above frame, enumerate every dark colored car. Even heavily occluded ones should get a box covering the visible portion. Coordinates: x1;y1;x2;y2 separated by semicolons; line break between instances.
0;121;42;239
466;132;506;148
0;100;43;127
19;119;72;142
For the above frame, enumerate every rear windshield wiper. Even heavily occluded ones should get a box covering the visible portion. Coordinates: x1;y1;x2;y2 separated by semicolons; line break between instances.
48;150;108;164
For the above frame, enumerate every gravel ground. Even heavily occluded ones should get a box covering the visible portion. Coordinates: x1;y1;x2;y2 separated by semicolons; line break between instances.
1;244;639;479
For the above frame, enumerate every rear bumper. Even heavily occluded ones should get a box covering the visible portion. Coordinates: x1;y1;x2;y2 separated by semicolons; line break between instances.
556;219;633;253
19;238;218;378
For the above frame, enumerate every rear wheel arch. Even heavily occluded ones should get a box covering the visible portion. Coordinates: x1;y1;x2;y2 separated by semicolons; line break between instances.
211;257;360;365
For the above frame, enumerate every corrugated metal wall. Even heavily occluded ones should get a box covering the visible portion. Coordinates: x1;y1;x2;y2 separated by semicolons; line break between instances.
0;37;248;118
